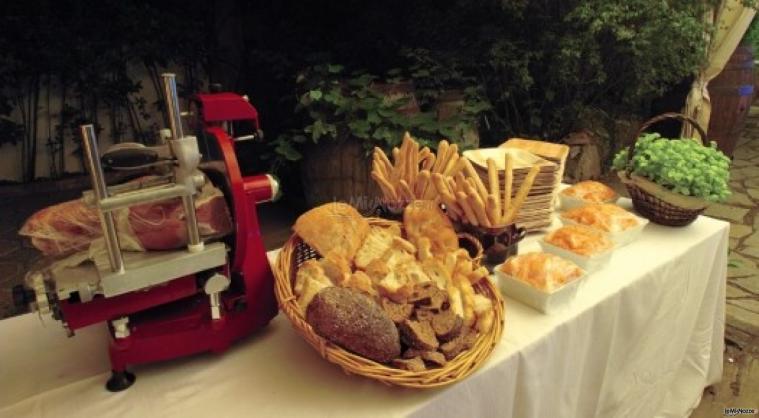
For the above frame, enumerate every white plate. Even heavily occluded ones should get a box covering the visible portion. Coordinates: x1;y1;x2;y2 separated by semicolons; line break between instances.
559;216;649;247
539;240;613;273
494;266;585;314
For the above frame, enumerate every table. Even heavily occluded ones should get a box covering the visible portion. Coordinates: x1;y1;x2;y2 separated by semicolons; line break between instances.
0;205;729;418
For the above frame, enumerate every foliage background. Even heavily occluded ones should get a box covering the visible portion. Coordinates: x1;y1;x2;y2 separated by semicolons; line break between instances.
0;0;712;186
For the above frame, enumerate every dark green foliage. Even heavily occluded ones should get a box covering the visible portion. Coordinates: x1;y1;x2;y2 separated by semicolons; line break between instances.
0;0;211;181
612;133;731;201
269;64;490;167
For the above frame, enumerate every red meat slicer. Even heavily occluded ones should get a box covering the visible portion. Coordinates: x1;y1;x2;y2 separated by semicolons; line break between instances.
12;74;279;391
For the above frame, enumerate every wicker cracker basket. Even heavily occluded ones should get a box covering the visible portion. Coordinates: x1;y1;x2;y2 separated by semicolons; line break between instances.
620;112;708;227
273;218;504;388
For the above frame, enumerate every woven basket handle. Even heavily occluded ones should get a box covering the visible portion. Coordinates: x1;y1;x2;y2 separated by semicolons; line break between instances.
458;232;484;263
625;112;708;172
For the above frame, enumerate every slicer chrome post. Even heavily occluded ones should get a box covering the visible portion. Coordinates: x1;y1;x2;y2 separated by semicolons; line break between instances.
81;125;124;273
162;73;184;140
161;73;203;251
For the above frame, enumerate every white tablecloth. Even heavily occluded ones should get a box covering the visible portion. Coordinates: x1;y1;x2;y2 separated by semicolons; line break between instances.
0;207;728;418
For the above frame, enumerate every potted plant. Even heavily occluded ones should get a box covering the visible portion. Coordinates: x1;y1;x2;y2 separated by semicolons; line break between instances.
271;64;490;210
394;48;491;149
611;113;731;226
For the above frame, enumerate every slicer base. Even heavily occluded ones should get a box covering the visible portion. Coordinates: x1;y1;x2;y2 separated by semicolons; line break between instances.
106;370;136;392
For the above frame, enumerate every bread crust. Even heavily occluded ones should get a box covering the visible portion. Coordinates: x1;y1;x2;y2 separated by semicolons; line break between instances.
403;200;458;256
294;203;370;260
307;287;401;363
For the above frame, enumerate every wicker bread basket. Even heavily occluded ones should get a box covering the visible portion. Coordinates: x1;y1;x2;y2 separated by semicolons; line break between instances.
619;112;708;227
273;218;504;388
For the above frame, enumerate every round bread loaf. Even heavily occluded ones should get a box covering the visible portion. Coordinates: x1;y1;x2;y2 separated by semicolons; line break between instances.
306;287;401;363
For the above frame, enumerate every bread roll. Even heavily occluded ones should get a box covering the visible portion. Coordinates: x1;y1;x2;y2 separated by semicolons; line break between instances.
294;203;369;260
307;287;401;363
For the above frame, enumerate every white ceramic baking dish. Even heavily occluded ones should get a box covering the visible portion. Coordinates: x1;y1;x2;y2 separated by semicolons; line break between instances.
559;215;649;248
494;264;586;314
538;239;613;273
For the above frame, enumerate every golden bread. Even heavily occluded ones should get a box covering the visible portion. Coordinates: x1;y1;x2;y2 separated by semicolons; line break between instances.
403;200;458;256
294;259;331;295
319;253;351;286
545;225;613;256
561;181;617;203
561;203;640;233
291;204;497;369
295;261;333;313
293;202;370;260
354;226;396;269
499;252;583;292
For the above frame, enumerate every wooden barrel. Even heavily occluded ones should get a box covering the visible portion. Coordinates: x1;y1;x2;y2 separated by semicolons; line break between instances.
300;138;381;213
707;45;754;157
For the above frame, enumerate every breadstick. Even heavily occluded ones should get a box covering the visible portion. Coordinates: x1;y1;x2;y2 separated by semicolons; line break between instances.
374;147;393;173
432;140;449;173
431;174;462;215
456;274;477;328
486;194;500;226
439;192;463;218
399;134;410;185
454;172;468;194
456;191;479;226
487;158;500;219
438;140;459;174
462;157;488;200
410;139;420;186
399;179;415;201
422;171;440;200
503;153;514;223
465;185;490;227
416;169;430;197
446;156;467;178
371;170;398;201
441;143;458;174
446;177;458;196
442;153;460;176
373;155;389;180
431;173;449;196
505;164;540;224
419;147;435;171
391;147;401;185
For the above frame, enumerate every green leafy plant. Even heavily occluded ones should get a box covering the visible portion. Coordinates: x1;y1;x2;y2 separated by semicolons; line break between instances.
270;64;490;165
612;133;731;201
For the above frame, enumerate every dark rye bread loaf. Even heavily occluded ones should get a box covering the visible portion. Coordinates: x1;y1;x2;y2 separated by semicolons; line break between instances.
307;287;401;363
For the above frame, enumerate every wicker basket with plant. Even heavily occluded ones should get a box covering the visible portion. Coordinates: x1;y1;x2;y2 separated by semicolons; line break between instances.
612;113;731;226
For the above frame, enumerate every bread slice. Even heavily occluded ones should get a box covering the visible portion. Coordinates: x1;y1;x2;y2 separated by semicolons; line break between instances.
293;203;369;261
319;253;351;285
431;309;464;342
398;319;439;351
294;259;331;296
380;298;414;323
343;271;377;297
392;357;426;372
354;227;395;269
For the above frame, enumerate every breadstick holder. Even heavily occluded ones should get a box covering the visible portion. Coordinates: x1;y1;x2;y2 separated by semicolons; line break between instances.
459;223;526;270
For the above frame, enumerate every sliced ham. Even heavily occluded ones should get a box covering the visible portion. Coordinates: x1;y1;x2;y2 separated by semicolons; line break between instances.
19;175;234;257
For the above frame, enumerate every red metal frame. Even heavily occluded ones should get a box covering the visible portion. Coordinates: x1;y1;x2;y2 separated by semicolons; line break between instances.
57;92;277;377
